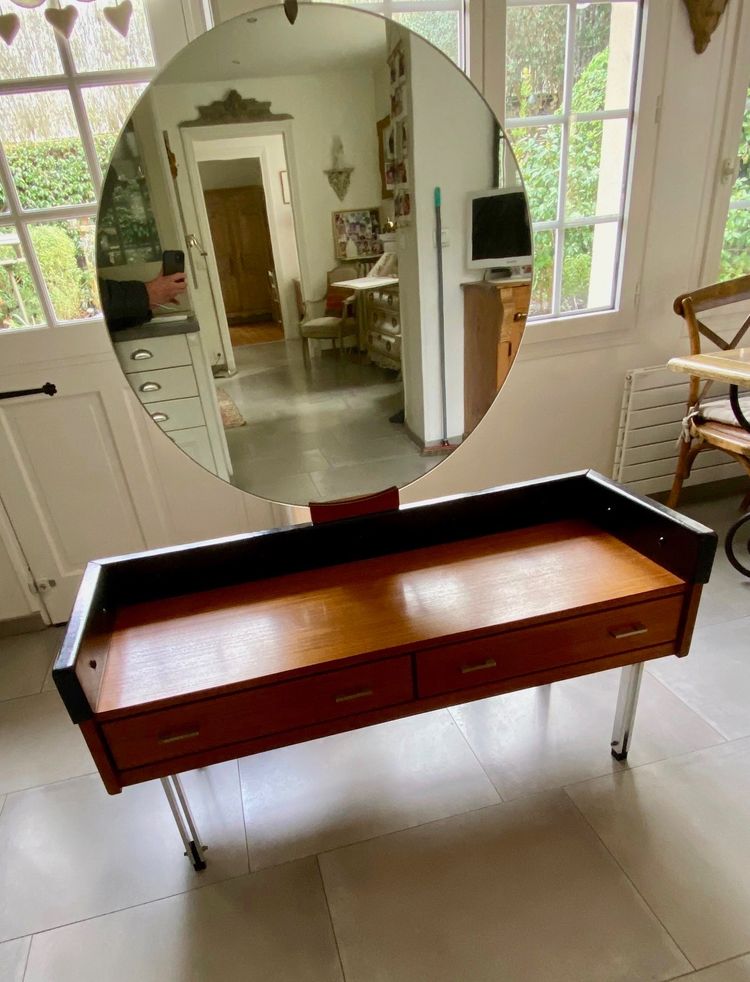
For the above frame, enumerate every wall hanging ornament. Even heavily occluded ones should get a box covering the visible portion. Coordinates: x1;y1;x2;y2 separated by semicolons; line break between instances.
44;5;79;39
5;0;136;44
325;136;354;202
0;11;21;45
103;0;133;37
681;0;730;54
283;0;298;24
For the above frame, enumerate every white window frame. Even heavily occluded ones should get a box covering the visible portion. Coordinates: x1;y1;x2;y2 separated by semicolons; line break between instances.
0;0;209;335
700;0;750;288
470;0;667;350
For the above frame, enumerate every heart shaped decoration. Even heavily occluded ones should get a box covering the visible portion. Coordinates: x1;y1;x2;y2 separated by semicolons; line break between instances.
103;0;133;38
44;5;78;39
0;12;21;46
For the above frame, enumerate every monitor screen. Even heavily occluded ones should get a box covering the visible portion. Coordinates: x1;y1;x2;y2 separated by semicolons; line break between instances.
471;191;531;264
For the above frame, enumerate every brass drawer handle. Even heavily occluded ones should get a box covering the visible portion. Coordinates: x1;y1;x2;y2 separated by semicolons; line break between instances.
151;412;169;423
158;729;200;744
131;349;153;360
608;624;648;640
461;658;497;675
139;381;161;393
335;688;373;704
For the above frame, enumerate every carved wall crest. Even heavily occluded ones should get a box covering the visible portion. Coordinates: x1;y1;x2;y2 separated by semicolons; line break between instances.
179;90;293;127
681;0;730;54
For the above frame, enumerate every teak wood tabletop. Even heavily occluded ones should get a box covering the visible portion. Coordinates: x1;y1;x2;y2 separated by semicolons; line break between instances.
97;519;684;717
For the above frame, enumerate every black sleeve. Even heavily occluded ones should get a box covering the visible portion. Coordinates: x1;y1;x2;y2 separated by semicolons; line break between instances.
99;279;152;332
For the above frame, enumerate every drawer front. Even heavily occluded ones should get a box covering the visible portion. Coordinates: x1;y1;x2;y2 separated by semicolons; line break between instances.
369;332;402;358
371;312;400;336
416;595;684;699
128;365;198;404
146;397;205;432
103;655;414;769
115;335;190;374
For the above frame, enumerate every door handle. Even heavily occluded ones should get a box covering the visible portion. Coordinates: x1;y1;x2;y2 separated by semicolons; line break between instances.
0;382;56;400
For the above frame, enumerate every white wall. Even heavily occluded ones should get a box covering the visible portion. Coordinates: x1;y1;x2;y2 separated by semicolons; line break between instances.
407;31;495;445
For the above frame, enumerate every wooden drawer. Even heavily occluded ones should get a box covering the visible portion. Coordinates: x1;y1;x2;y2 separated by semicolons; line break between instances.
115;335;191;374
128;365;198;404
416;595;684;698
102;655;414;769
146;397;205;432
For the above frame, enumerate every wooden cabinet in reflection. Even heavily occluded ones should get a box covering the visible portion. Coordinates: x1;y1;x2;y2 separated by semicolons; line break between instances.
463;279;531;434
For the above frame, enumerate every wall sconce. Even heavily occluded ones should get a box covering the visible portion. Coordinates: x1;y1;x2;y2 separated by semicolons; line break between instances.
325;136;354;202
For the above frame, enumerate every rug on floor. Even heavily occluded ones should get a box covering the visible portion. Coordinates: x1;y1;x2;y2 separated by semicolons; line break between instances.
217;387;247;428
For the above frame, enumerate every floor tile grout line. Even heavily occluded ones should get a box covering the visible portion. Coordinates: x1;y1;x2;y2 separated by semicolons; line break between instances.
663;947;750;980
315;855;348;982
20;935;32;982
559;731;750;797
1;768;99;803
563;788;696;974
235;760;252;875
445;706;507;802
0;867;254;950
640;673;729;744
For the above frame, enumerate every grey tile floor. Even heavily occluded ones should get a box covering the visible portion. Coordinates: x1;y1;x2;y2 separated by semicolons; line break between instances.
1;489;749;980
219;340;442;503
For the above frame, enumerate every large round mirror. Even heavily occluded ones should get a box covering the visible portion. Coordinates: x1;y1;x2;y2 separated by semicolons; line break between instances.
96;3;532;506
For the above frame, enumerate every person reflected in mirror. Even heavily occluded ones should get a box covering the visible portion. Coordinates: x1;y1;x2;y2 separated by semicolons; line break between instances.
99;270;186;332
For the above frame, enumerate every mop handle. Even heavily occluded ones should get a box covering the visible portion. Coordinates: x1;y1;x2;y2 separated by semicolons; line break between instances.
434;187;448;444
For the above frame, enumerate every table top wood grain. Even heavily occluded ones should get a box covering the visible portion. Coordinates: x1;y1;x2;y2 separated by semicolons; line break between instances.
96;519;685;717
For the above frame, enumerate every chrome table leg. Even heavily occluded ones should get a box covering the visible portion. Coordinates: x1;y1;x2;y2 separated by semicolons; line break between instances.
610;662;644;761
161;774;207;871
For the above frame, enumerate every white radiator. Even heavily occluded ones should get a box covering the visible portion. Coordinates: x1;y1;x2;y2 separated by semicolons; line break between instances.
613;365;742;496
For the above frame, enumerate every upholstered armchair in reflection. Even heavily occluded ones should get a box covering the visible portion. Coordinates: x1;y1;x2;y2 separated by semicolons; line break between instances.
293;267;358;367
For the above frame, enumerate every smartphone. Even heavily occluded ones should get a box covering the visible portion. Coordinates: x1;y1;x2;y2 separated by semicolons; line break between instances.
162;250;185;276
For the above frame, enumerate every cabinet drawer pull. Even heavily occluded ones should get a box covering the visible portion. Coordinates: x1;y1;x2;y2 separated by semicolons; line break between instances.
514;312;527;321
608;624;648;640
131;349;153;360
151;412;169;423
461;658;497;675
158;729;200;745
334;688;373;704
139;381;161;393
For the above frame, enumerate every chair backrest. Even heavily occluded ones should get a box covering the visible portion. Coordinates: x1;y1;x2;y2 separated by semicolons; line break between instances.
674;273;750;406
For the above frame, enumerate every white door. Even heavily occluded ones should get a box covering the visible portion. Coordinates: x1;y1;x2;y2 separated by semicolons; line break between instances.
0;335;174;622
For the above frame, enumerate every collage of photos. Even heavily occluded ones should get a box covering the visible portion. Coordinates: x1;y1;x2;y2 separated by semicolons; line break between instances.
332;207;384;261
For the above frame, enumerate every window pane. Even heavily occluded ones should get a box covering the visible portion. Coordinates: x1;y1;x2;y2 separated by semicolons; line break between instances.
0;0;64;81
508;124;561;222
0;226;45;328
561;222;617;312
573;1;638;113
0;92;95;209
28;218;100;322
506;4;567;118
393;12;460;65
82;84;149;173
566;117;628;219
531;229;554;316
0;177;6;214
719;208;750;281
68;0;156;73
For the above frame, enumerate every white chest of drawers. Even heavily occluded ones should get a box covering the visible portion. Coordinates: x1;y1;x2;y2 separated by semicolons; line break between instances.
113;325;230;481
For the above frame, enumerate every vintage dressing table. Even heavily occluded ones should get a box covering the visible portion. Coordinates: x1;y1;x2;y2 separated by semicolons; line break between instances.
53;5;716;870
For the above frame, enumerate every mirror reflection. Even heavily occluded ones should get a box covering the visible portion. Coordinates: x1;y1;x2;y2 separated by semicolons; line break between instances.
97;4;532;506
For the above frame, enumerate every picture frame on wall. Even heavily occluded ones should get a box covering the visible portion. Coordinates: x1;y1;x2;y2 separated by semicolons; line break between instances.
377;115;395;199
332;207;384;260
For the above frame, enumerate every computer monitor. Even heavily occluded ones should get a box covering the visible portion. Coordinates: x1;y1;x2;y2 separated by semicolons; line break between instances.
467;187;532;271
